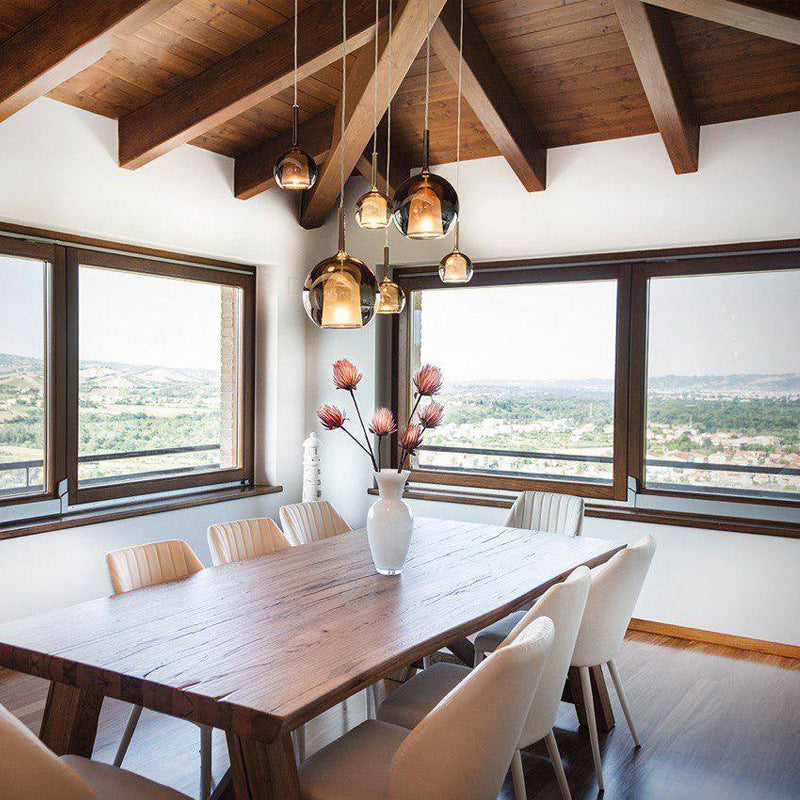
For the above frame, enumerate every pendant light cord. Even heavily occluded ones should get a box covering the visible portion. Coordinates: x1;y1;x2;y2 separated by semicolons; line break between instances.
340;0;347;211
293;0;298;108
424;0;430;131
371;0;379;162
384;0;393;251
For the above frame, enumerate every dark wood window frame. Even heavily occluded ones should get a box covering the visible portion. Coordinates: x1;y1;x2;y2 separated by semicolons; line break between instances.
0;223;258;518
390;239;800;519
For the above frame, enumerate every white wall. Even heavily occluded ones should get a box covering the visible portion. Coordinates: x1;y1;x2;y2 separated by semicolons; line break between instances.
0;98;327;622
307;112;800;645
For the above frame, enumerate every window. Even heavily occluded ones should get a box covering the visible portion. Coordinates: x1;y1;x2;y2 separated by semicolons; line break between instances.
68;250;254;504
400;266;630;500
0;241;59;505
642;265;800;503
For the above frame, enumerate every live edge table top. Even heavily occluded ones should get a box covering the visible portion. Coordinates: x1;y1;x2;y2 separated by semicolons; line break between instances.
0;517;623;744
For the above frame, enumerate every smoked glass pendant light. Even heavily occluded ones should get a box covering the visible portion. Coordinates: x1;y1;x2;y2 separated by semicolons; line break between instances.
392;0;458;240
439;0;472;283
355;0;391;229
303;0;378;329
274;0;318;190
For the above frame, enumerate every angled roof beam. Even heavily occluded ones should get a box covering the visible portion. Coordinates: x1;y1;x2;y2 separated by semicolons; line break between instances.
300;0;449;230
118;0;380;170
643;0;800;45
0;0;179;125
430;0;547;191
615;0;699;173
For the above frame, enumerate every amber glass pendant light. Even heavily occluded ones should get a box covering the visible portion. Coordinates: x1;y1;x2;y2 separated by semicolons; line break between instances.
274;0;318;190
303;0;378;329
392;0;458;240
355;0;391;229
439;0;472;283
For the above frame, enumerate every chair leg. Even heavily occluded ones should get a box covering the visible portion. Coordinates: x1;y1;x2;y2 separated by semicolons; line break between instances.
113;704;143;767
544;731;573;800
474;649;485;667
366;684;379;719
294;723;306;764
579;665;604;793
607;659;640;748
423;655;432;670
199;725;213;800
510;749;527;800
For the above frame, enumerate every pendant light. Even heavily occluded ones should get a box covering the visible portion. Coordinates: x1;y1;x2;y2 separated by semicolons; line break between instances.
355;0;391;229
439;0;473;283
376;0;406;315
274;0;318;190
303;0;379;329
391;0;458;240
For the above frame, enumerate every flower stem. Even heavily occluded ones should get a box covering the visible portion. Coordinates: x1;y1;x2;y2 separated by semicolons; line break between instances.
341;425;377;464
349;389;378;471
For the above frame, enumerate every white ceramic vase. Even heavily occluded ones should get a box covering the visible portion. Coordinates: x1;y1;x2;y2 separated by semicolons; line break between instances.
366;469;413;575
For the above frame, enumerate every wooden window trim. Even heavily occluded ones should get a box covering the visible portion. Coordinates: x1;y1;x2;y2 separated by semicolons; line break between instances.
391;239;800;515
65;248;256;506
0;238;66;509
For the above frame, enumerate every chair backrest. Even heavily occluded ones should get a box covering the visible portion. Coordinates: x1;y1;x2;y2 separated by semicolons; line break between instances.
499;566;591;747
106;539;204;595
278;500;351;546
571;535;657;667
505;491;584;536
207;518;291;566
0;702;95;800
388;617;554;800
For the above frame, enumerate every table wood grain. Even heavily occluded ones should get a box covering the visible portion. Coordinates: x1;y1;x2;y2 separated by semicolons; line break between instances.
0;517;623;799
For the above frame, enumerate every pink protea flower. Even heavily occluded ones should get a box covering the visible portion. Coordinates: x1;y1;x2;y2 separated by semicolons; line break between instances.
413;364;442;396
369;407;396;436
398;423;424;454
317;404;346;430
332;359;363;391
418;401;444;429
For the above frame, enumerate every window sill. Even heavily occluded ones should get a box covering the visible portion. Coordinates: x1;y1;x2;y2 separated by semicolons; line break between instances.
367;487;800;540
0;484;282;542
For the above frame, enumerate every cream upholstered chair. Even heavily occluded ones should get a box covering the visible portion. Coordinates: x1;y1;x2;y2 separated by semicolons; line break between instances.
378;568;591;800
207;517;290;566
505;490;584;536
571;535;656;793
298;616;555;800
279;500;351;546
105;540;214;800
0;701;191;800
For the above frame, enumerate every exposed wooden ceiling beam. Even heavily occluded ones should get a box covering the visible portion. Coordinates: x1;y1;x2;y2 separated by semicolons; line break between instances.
430;0;547;192
234;109;335;200
300;0;448;230
615;0;699;173
0;0;179;125
643;0;800;45
118;0;380;170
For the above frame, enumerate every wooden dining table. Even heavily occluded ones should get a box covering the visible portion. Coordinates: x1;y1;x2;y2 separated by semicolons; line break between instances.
0;517;623;800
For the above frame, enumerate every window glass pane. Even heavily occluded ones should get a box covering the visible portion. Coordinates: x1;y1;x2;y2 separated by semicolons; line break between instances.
78;266;241;487
0;254;47;498
646;269;800;500
411;280;618;485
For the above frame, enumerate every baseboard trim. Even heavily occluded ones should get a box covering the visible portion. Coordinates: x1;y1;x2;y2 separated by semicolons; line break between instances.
628;618;800;660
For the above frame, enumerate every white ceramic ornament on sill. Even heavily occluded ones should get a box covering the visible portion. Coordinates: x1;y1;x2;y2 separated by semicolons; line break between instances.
366;469;413;575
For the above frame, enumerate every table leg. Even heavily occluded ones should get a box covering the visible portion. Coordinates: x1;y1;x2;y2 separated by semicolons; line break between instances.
566;665;615;733
39;681;104;757
226;731;301;800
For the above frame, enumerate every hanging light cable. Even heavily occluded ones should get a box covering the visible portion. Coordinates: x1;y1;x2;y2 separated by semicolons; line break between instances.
274;0;318;190
302;0;379;329
355;0;391;229
377;0;406;314
439;0;473;283
391;0;458;240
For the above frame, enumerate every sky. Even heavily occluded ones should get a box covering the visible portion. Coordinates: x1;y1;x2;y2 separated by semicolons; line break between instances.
419;269;800;382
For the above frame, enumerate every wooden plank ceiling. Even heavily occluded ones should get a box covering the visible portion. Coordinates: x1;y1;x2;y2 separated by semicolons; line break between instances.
0;0;798;225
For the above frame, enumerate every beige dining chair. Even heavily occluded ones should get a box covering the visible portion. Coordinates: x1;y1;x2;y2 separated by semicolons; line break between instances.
505;490;584;536
377;567;592;800
298;616;555;800
207;517;290;566
0;700;191;800
105;539;214;800
278;500;351;546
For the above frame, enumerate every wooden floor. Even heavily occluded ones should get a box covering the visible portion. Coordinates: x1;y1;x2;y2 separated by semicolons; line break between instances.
2;631;799;800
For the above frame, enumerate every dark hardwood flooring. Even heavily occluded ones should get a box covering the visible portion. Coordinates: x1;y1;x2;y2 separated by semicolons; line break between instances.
1;631;798;800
